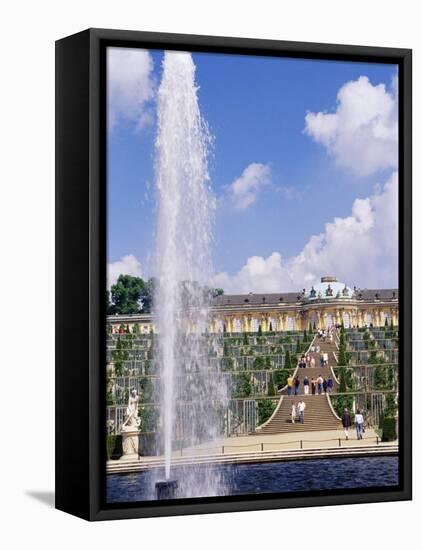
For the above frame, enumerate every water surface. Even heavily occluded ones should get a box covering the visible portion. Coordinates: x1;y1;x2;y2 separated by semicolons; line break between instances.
107;456;399;503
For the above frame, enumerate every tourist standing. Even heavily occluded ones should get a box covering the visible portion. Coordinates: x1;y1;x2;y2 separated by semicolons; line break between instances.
291;402;296;424
323;378;328;394
311;378;316;395
294;376;300;395
323;352;329;366
306;353;311;367
298;400;306;424
303;376;310;395
317;375;323;395
342;408;352;440
355;409;365;440
287;375;293;396
327;377;333;393
310;355;315;368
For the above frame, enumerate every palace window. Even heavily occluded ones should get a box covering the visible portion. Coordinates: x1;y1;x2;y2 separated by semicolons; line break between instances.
287;316;295;330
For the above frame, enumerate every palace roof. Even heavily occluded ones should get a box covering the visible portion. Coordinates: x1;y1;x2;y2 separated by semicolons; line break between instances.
212;276;398;307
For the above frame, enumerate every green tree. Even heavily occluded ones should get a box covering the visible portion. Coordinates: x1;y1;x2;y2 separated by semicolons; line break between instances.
331;394;354;418
258;324;263;336
267;375;276;396
338;367;347;393
232;373;252;397
273;369;291;388
139;405;159;432
112;335;128;375
284;349;292;370
139;376;154;403
254;356;264;369
384;392;397;418
374;365;389;389
337;329;349;366
257;399;276;424
108;275;144;314
141;277;155;313
369;350;378;365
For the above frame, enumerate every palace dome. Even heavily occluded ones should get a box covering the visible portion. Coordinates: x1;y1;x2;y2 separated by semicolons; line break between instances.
305;276;354;301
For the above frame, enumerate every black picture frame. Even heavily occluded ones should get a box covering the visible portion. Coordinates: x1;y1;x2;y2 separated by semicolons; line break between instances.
55;28;412;521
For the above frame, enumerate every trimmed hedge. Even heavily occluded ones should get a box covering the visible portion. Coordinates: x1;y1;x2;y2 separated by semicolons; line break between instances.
107;434;123;460
381;417;397;442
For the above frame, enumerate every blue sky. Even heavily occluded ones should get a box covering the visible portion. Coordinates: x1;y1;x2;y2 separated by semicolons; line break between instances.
107;48;398;293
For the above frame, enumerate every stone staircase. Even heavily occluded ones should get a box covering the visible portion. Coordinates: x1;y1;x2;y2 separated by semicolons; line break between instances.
256;331;342;434
257;394;341;434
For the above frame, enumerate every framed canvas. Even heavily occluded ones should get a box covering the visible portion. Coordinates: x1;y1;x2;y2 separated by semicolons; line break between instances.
55;28;412;521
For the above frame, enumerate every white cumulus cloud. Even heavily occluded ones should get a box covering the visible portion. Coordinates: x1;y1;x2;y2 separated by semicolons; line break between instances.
228;163;272;209
107;48;155;133
304;75;398;177
107;254;143;288
213;252;294;294
213;171;398;293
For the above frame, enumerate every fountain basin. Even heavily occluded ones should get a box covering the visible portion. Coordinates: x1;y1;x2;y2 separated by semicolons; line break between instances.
155;479;179;500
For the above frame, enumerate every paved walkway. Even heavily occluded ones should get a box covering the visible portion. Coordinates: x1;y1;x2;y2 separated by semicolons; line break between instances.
107;429;397;473
171;428;387;457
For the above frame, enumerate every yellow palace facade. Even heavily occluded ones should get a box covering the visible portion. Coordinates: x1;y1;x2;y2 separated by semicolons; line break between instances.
108;276;399;334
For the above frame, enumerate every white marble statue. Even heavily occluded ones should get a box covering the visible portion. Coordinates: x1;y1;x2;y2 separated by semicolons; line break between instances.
121;388;141;431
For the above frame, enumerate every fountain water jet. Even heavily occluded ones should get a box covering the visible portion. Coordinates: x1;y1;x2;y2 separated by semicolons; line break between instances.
153;51;227;497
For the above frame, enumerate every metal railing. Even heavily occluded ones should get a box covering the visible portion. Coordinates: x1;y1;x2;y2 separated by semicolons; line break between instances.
173;434;383;456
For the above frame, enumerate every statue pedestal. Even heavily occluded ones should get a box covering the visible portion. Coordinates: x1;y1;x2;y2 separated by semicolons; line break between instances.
121;429;140;459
